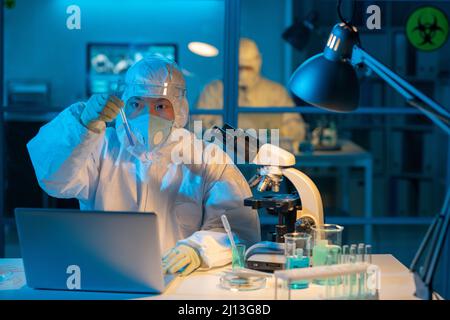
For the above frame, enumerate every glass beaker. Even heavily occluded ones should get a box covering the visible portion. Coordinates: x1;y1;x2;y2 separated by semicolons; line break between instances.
311;224;344;285
232;244;246;270
284;232;311;289
285;232;312;258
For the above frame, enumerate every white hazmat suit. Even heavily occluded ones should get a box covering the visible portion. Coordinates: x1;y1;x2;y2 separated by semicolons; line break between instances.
27;56;261;274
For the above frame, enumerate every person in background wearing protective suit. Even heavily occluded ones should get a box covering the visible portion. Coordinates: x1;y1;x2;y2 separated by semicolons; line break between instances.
27;55;260;277
197;38;306;152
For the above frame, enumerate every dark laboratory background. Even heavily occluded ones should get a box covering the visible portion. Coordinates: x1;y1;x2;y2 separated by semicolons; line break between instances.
0;0;449;297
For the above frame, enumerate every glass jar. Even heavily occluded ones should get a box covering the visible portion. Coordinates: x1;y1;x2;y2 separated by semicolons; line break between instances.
311;224;344;285
284;232;311;289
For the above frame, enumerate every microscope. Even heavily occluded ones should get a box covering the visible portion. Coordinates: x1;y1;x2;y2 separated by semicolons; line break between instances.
209;125;324;271
245;143;324;238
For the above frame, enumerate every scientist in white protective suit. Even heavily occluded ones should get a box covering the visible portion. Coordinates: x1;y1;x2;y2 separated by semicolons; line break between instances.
27;55;261;276
197;38;306;152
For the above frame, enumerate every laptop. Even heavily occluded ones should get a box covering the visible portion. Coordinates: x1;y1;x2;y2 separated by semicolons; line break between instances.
15;208;175;294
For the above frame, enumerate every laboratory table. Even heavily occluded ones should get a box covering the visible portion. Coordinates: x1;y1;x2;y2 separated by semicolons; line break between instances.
0;255;417;300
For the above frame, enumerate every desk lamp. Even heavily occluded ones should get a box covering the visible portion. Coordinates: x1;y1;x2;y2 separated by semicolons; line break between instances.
288;0;450;300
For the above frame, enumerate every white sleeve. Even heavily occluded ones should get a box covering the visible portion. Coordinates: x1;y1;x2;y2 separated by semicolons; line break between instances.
178;144;261;269
27;102;105;203
178;230;234;269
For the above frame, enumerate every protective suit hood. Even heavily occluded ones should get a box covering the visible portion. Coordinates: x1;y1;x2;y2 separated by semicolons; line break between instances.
115;55;189;159
239;38;262;89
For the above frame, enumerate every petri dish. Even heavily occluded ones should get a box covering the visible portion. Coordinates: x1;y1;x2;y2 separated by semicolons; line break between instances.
0;271;14;282
220;273;267;291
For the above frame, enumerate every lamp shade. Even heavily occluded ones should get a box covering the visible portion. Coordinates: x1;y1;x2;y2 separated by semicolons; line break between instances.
288;23;361;112
289;53;359;112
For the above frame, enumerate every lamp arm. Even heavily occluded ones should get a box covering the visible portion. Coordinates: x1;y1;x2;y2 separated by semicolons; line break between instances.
424;191;450;286
351;45;450;299
351;46;450;135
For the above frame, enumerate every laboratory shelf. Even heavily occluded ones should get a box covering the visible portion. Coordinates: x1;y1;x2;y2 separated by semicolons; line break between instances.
2;105;425;116
6;215;434;231
259;214;433;227
233;106;423;115
390;173;434;180
327;216;434;225
1;106;64;112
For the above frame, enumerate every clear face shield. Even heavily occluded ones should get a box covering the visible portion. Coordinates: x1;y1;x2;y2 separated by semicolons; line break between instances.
121;83;186;117
125;96;176;121
114;82;186;162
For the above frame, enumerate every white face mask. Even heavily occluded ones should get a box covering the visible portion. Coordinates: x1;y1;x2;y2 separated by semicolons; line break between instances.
116;113;174;163
239;68;259;89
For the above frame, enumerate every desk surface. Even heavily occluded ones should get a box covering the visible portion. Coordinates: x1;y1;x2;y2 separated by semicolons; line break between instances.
0;254;416;300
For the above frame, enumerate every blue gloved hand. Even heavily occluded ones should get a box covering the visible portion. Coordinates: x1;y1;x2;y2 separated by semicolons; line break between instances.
162;244;201;276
